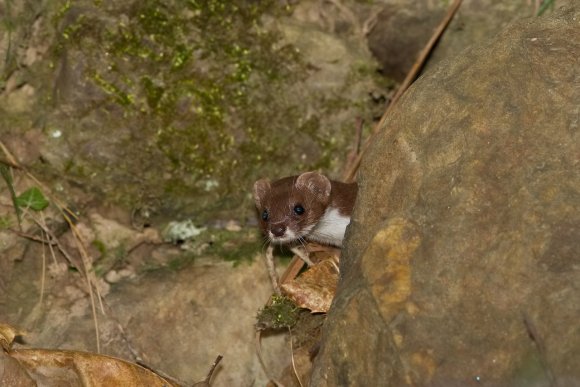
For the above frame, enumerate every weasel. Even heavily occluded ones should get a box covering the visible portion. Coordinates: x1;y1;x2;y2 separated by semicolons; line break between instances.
253;172;358;249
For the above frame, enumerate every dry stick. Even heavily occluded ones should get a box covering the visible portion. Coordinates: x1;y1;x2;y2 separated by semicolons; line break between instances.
0;157;21;170
258;254;304;386
203;355;223;385
344;0;463;183
255;331;286;387
265;245;282;296
10;229;58;245
191;354;223;386
46;226;59;265
39;213;47;306
32;211;59;311
32;218;76;266
279;256;305;286
341;117;364;182
32;214;103;353
0;142;19;166
288;327;304;387
15;208;50;316
68;220;103;353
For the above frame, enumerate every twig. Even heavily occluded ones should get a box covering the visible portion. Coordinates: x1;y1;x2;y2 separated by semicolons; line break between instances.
0;157;21;169
290;246;314;267
38;213;48;306
68;220;103;353
204;355;223;385
341;118;364;181
30;214;105;352
264;253;307;309
255;331;286;387
288;327;303;387
279;256;305;286
9;229;57;245
0;142;19;166
191;354;223;386
383;0;463;129
344;0;463;183
265;245;281;295
31;217;76;267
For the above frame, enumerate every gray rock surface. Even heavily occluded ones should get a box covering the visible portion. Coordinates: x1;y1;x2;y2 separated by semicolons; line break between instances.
312;4;580;386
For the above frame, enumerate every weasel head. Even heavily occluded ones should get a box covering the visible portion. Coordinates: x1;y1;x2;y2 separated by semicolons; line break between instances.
253;172;331;245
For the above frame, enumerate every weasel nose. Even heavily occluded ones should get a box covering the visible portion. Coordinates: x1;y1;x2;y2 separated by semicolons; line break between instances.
271;225;286;237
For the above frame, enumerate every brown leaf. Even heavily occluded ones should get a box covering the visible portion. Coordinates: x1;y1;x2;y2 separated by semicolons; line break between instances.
0;323;23;352
281;253;340;313
0;350;36;387
9;349;181;387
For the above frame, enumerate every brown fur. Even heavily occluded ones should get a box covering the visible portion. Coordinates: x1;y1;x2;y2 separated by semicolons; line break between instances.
253;172;357;245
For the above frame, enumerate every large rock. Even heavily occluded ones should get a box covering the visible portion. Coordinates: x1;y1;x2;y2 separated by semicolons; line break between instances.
312;5;579;386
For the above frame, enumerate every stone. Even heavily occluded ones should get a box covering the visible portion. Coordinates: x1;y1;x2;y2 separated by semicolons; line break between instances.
312;4;580;386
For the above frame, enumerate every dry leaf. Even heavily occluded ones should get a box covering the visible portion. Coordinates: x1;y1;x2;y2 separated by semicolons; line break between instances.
0;323;22;352
281;252;340;313
0;350;36;386
8;349;181;387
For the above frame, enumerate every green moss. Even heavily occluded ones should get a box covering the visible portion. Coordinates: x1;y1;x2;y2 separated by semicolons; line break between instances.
256;295;299;330
41;0;313;218
0;0;377;225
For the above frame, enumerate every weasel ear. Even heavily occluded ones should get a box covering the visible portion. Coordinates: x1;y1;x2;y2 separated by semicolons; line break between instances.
295;172;331;203
253;178;271;208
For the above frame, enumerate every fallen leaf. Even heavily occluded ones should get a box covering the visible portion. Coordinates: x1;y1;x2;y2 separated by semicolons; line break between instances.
9;349;181;386
0;322;22;352
0;350;36;386
281;253;340;313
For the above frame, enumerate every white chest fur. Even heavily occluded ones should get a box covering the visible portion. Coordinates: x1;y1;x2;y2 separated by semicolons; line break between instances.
307;207;351;247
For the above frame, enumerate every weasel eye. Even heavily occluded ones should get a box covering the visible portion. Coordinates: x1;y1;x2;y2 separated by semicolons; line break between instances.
261;209;269;221
293;204;305;215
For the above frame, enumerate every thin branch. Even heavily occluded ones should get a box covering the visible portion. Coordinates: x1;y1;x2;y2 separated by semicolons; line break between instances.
264;245;282;295
288;327;304;387
255;331;286;387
